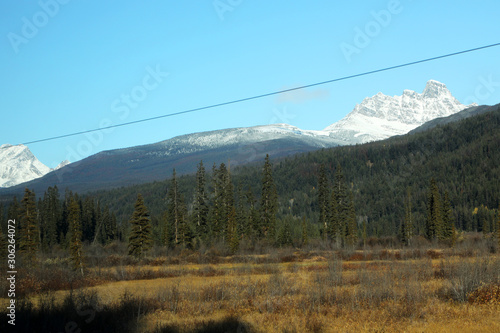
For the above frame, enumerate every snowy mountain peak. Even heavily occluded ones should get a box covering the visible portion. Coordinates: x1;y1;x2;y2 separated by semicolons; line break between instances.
422;79;451;98
323;80;474;144
0;144;56;188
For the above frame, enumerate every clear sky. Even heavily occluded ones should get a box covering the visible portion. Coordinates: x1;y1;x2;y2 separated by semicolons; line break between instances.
1;0;499;168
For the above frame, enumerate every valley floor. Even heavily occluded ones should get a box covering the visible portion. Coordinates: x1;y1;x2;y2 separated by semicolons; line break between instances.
2;246;499;332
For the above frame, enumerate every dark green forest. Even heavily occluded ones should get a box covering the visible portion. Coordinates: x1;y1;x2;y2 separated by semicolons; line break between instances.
1;107;499;254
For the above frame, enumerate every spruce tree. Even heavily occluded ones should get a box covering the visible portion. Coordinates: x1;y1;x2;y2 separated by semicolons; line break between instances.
345;192;358;246
227;207;239;254
68;197;84;276
277;218;293;247
426;178;443;241
193;161;209;241
399;187;414;246
333;164;348;245
209;164;224;241
167;169;182;245
128;194;153;257
441;191;456;246
328;190;340;242
301;216;309;247
246;188;260;240
20;188;38;266
318;164;330;240
260;154;278;241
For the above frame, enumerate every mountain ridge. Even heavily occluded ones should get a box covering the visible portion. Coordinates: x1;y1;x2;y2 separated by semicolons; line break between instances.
0;80;477;192
324;80;474;144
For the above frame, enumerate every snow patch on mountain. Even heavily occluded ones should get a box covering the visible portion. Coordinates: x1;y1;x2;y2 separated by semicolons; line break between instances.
138;123;339;158
0;144;70;188
0;144;51;188
324;80;475;144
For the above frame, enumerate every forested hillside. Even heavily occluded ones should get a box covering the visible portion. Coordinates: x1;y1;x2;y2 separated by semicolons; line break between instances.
1;107;499;250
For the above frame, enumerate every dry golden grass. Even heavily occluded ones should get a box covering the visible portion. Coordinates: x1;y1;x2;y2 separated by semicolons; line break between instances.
3;250;499;332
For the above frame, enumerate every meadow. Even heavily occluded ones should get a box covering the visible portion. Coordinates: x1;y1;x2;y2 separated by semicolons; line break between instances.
1;235;500;332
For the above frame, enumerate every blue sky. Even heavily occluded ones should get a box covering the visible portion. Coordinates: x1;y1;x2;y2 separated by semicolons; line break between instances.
1;0;499;168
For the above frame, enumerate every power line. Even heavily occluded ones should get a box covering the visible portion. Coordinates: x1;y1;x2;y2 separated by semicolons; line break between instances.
18;42;500;146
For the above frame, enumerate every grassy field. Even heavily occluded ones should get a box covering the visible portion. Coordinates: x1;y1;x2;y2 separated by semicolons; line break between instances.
1;241;500;332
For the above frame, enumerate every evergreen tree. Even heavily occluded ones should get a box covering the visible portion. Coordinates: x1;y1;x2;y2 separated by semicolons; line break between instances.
176;193;192;248
317;164;330;240
167;169;182;245
260;154;278;241
301;216;309;247
426;178;443;241
333;164;348;245
209;164;225;241
399;187;414;246
227;207;239;254
20;188;38;266
246;188;260;240
193;161;209;241
40;186;61;250
277;218;293;247
235;183;248;238
68;197;84;276
441;191;456;246
328;190;340;242
128;194;153;257
221;163;235;243
345;192;358;246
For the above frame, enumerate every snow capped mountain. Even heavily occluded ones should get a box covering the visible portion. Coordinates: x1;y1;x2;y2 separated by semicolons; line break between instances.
324;80;475;144
143;123;336;157
0;144;70;188
0;144;51;188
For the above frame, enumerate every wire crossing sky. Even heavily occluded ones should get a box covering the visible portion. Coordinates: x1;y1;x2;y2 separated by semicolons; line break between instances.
19;42;500;146
1;1;499;167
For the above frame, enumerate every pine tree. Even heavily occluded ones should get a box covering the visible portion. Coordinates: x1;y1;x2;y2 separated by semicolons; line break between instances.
333;164;348;245
40;186;61;250
441;191;456;246
176;193;192;248
328;190;340;242
260;154;278;241
128;194;153;257
277;218;293;247
227;207;239;254
318;164;330;240
20;188;38;266
399;187;414;246
193;161;209;241
222;163;235;244
301;216;309;247
167;169;182;245
345;192;358;246
246;188;260;240
209;164;225;241
426;178;443;241
68;197;84;276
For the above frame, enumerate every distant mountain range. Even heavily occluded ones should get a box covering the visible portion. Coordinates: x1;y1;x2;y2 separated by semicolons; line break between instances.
0;80;483;194
324;80;473;144
0;144;68;188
